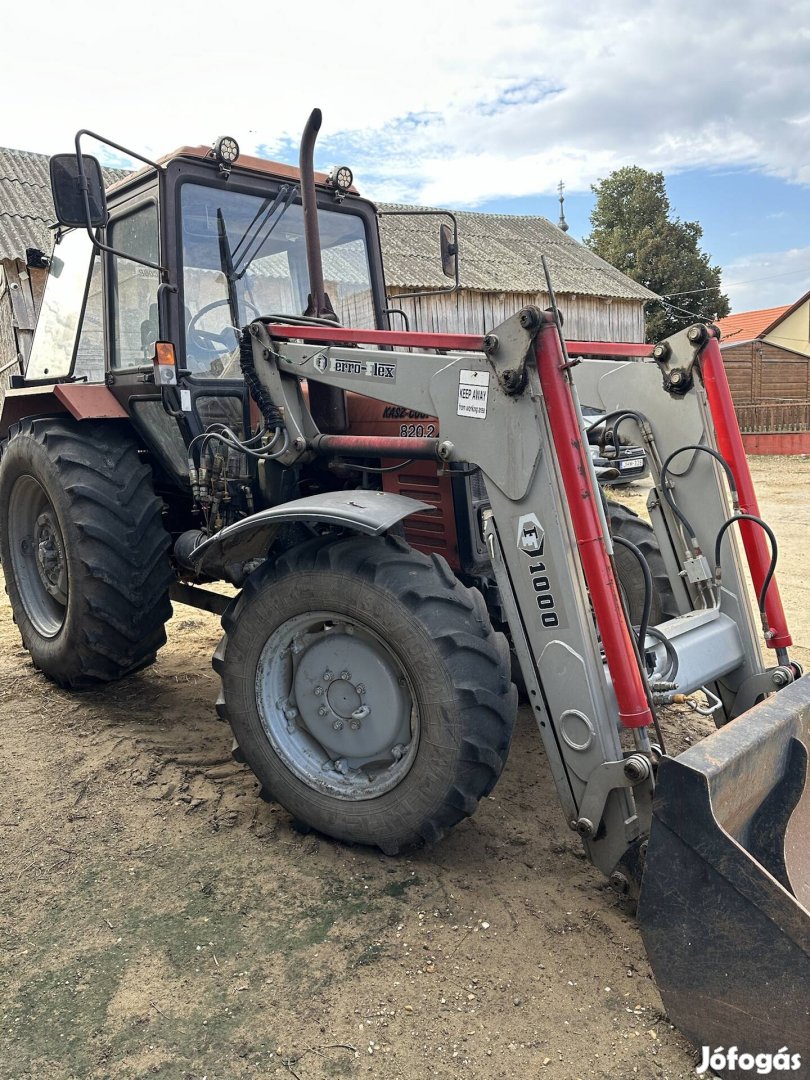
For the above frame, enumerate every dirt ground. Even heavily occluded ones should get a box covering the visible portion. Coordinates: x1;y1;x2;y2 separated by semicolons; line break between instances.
1;457;807;1080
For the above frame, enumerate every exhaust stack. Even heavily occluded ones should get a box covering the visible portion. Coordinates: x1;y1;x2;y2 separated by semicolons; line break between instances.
299;108;336;322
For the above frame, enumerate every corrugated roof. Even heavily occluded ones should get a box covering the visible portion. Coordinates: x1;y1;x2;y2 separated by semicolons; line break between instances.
377;204;657;301
714;304;791;344
0;147;128;263
1;148;653;304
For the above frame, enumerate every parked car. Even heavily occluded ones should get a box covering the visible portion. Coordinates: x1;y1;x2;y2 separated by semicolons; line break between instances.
582;405;650;486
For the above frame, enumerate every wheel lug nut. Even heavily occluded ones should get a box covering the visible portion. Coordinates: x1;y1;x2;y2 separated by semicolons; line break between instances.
332;719;344;731
313;685;323;696
323;670;333;681
340;671;351;681
350;720;361;731
318;706;328;717
356;684;366;695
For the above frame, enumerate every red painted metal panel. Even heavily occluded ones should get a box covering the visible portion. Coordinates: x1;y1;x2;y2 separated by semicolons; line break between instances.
263;322;653;359
535;322;653;730
700;334;792;649
0;387;68;436
345;393;460;570
54;384;128;420
0;383;127;435
741;432;810;455
567;341;653;358
265;324;486;351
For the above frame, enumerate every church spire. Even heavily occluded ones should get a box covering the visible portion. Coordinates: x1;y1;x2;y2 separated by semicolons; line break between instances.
557;180;569;233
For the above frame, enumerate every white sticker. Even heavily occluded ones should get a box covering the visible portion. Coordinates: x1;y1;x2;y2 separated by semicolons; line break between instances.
180;388;192;412
457;369;490;419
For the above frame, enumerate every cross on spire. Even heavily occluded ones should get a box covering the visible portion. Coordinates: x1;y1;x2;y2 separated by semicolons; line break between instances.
557;180;569;232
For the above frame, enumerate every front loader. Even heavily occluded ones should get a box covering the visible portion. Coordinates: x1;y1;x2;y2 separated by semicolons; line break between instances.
0;111;807;1071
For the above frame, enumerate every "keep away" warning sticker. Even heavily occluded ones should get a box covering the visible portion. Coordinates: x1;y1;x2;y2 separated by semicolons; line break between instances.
457;369;490;419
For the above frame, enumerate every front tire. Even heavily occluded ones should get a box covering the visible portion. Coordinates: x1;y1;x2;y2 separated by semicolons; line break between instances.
214;535;517;853
0;418;173;687
607;500;676;626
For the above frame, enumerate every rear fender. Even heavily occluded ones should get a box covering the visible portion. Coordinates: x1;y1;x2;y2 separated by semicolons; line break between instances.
188;489;435;575
0;384;127;438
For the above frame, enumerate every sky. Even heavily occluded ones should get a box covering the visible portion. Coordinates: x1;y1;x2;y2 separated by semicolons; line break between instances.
5;0;810;314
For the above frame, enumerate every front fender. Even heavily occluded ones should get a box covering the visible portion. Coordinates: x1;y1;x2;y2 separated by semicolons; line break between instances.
188;489;435;574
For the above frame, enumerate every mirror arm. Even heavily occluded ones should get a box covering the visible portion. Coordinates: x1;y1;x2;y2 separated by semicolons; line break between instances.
379;208;460;301
75;129;163;175
72;129;169;276
77;229;167;276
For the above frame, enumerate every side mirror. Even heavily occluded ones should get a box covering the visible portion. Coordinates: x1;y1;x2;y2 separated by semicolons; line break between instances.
439;222;458;279
49;153;108;230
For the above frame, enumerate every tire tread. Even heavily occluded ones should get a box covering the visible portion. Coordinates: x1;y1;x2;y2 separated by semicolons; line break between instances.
0;417;173;687
216;534;516;853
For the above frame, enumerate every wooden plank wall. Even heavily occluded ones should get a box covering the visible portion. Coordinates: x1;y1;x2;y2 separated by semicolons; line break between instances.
722;340;810;404
0;260;49;404
387;289;646;343
0;266;18;388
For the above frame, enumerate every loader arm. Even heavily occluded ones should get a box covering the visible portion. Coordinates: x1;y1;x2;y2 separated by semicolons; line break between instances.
242;308;809;1069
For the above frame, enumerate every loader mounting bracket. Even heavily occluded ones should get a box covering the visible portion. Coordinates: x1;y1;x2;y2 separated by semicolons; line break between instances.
571;754;652;840
652;323;710;397
728;664;798;720
483;306;545;395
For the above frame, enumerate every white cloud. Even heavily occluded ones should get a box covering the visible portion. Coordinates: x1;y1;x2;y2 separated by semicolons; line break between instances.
3;0;809;210
721;247;810;311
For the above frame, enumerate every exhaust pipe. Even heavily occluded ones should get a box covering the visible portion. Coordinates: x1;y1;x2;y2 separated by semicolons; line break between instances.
298;108;345;432
299;108;335;322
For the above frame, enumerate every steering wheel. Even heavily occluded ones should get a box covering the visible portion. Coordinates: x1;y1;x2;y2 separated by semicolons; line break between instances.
186;298;262;357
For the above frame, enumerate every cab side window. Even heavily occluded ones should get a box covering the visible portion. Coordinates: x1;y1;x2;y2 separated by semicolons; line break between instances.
73;255;104;383
109;203;160;368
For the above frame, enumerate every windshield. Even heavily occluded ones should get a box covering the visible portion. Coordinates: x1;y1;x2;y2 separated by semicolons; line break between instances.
180;182;375;377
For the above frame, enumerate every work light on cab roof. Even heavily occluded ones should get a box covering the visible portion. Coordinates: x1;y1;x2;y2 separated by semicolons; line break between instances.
327;164;353;200
211;135;240;171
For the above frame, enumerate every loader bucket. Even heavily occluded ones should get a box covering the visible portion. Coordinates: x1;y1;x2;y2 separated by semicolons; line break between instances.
637;677;810;1071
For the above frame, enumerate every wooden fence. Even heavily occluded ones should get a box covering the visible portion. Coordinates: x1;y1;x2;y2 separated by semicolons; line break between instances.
734;401;810;433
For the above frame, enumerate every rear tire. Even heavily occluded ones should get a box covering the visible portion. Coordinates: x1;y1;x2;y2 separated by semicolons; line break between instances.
214;535;517;853
607;500;676;626
0;418;173;687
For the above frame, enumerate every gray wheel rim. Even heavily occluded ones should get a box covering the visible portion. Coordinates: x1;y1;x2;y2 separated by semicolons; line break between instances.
255;611;419;801
8;475;68;638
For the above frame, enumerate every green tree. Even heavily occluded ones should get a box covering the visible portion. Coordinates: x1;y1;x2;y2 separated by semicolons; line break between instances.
585;166;729;341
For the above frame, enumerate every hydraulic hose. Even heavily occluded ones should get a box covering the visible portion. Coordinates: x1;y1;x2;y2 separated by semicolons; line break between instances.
714;513;778;617
612;534;653;661
659;443;739;552
239;330;284;430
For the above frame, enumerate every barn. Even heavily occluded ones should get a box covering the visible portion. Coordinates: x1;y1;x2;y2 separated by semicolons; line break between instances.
0;149;654;393
0;148;56;382
0;147;126;385
377;204;656;342
715;293;810;453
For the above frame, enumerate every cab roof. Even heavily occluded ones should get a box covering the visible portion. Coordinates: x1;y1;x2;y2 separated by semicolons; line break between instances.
106;145;359;196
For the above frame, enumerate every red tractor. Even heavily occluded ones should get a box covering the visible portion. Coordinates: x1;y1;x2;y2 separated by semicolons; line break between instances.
1;112;808;1071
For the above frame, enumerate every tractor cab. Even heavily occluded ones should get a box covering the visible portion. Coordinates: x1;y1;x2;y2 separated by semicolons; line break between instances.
17;130;393;489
